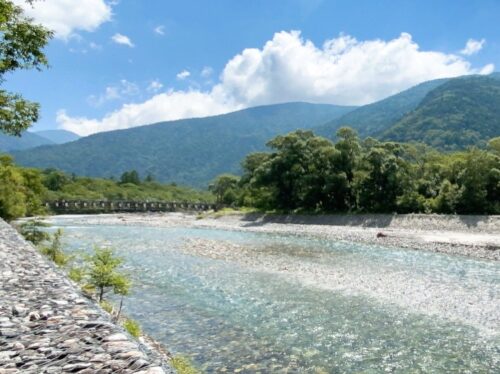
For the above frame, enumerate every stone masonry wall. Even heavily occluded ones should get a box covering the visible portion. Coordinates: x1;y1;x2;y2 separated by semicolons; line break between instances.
0;219;174;374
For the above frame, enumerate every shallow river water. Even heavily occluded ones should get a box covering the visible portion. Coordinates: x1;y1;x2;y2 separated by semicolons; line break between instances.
48;217;499;373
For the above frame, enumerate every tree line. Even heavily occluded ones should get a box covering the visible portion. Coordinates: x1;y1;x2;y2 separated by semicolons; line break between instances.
210;128;500;214
0;157;214;221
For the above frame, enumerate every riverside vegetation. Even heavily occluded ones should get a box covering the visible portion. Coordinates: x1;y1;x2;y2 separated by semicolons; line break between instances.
0;154;214;221
210;128;500;214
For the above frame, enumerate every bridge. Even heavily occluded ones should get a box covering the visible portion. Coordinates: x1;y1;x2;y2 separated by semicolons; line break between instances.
45;200;217;214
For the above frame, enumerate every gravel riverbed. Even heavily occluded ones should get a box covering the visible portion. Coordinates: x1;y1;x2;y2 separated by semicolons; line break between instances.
51;212;500;261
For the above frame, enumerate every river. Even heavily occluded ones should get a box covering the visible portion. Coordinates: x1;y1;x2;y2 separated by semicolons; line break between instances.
47;216;499;373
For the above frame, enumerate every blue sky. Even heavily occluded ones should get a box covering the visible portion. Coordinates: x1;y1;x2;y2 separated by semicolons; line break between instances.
7;0;500;135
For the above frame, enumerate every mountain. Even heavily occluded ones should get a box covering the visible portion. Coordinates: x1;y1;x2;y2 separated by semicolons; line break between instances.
0;132;54;152
314;78;449;138
11;102;355;187
35;130;80;144
381;75;500;150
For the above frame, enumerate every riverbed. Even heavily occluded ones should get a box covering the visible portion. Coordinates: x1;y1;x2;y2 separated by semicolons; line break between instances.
44;214;499;373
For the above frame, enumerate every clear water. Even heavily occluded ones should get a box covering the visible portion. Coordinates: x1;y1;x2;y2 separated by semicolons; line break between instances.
48;217;499;373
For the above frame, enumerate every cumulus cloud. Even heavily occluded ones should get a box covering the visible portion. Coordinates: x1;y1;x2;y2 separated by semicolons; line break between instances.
154;25;165;36
460;38;486;56
112;33;134;47
176;70;191;80
14;0;112;40
147;80;164;93
58;90;237;135
59;31;494;135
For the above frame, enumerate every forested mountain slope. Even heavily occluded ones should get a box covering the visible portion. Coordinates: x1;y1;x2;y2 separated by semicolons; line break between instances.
11;102;354;187
381;75;500;150
314;78;449;138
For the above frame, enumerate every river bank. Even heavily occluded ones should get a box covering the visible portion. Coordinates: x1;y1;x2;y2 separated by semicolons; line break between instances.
0;219;174;374
47;212;500;261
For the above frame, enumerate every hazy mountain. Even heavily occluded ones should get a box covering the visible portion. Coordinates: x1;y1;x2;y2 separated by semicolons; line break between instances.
11;102;355;187
381;75;500;150
35;130;80;144
0;132;54;152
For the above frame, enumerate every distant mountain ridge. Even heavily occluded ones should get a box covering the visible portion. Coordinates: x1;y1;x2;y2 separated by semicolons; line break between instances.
0;129;80;151
35;130;80;144
11;102;355;187
0;132;54;151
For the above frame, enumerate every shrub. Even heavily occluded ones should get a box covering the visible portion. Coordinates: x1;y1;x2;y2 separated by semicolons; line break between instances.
40;229;70;266
17;219;50;245
171;356;200;374
123;318;141;338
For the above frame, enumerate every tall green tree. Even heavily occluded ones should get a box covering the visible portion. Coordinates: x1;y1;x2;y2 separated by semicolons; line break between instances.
0;0;52;135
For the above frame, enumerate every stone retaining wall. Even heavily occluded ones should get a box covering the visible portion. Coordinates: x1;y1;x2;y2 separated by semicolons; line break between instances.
239;213;500;232
0;219;174;374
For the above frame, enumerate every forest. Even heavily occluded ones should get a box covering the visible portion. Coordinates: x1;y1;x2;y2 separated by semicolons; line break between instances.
210;128;500;215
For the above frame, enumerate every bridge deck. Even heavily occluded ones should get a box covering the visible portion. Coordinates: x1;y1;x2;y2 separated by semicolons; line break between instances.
45;200;217;214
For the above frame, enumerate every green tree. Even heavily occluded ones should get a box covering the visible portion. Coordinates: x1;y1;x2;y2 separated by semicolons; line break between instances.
209;174;240;205
85;247;130;303
0;0;52;135
0;154;26;219
354;142;409;212
119;170;140;185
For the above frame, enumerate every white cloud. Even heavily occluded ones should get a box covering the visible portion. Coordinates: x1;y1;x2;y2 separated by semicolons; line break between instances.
112;33;134;47
201;66;214;78
154;25;165;36
88;80;139;106
176;70;191;80
460;38;486;56
58;90;237;135
147;80;164;93
59;31;494;135
14;0;112;40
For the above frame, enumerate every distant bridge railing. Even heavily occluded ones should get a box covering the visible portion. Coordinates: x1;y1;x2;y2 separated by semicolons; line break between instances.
45;200;217;214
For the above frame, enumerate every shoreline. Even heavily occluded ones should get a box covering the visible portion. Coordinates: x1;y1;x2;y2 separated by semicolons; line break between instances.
43;212;500;261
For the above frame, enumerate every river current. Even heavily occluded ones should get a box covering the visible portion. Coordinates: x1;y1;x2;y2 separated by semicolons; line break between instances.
48;217;499;373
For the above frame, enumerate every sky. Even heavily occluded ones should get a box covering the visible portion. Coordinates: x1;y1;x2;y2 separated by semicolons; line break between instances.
6;0;500;136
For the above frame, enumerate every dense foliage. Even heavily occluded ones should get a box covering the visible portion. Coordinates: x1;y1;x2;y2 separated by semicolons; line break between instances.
11;103;354;187
0;157;214;221
0;0;52;136
42;168;214;202
224;129;500;214
0;154;45;220
382;75;500;150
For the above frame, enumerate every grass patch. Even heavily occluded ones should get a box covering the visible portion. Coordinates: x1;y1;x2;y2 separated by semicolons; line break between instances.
123;318;141;338
171;356;200;374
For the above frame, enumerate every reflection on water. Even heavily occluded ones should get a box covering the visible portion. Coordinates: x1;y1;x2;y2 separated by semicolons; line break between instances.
49;218;499;373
